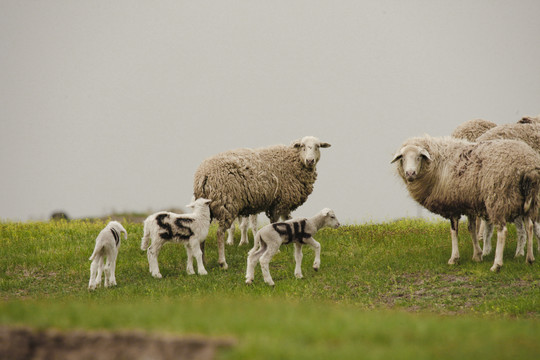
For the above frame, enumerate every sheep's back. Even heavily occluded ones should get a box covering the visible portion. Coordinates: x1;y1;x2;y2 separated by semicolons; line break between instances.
477;123;540;153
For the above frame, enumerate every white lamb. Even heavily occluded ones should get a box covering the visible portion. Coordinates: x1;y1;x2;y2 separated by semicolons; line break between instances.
226;215;258;246
88;221;127;290
245;208;340;286
141;198;211;278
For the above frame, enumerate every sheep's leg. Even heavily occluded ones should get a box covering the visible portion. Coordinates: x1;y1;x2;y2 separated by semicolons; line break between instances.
468;216;483;262
490;224;507;272
191;239;208;275
88;257;99;290
533;220;540;252
448;218;460;265
147;238;165;278
482;221;494;256
216;225;228;269
514;216;527;257
184;243;195;275
293;243;303;279
226;222;235;246
239;217;249;246
304;237;322;271
476;218;484;244
246;241;267;284
259;243;279;286
526;217;535;265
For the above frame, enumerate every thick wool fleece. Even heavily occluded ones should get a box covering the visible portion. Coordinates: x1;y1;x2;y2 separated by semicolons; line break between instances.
451;118;497;142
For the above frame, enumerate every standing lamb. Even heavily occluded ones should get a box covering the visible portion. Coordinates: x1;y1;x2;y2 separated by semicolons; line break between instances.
245;208;340;286
88;221;127;290
476;122;540;256
451;118;497;142
141;198;211;278
193;136;331;270
391;135;540;271
226;215;258;247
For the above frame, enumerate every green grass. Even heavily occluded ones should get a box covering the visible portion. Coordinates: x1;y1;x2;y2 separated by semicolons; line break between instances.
1;219;539;359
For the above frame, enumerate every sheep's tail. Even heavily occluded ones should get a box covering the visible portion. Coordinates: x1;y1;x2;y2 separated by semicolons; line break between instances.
521;168;540;215
140;219;151;251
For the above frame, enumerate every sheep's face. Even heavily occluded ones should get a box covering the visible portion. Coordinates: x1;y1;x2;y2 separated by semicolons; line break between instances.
321;208;340;229
391;145;432;182
292;136;331;169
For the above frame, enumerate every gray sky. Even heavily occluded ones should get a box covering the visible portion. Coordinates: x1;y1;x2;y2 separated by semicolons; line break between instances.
1;1;540;223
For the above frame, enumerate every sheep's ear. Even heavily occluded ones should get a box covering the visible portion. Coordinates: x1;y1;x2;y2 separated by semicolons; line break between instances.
322;208;331;216
291;139;302;148
391;152;402;164
319;142;331;148
420;149;432;162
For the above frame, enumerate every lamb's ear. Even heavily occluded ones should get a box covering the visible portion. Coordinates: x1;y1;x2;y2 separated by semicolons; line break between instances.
420;148;432;162
391;151;403;164
319;142;331;148
322;208;331;216
186;201;195;208
202;198;212;205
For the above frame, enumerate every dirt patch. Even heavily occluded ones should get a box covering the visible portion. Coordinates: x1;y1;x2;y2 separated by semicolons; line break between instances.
0;326;235;360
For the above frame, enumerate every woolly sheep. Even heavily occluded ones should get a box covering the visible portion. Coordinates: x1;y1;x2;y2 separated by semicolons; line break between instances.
245;208;340;286
88;221;127;290
141;198;211;278
518;114;540;124
193;136;331;270
450;118;497;142
392;135;540;271
226;215;258;247
477;122;540;256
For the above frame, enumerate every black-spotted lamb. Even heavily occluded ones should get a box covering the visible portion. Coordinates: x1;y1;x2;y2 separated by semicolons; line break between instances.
141;198;211;278
88;221;127;290
245;208;340;286
193;136;331;270
392;135;540;271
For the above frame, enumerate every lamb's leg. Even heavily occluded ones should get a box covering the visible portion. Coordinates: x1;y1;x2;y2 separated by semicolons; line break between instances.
246;241;267;284
482;221;494;256
95;256;105;287
104;257;111;288
88;257;99;290
448;218;460;265
239;217;249;246
216;225;228;269
147;238;165;278
514;216;526;257
184;243;195;275
490;224;507;272
468;216;483;262
108;250;118;287
259;243;279;286
190;239;207;275
293;243;303;279
526;217;535;265
304;237;322;271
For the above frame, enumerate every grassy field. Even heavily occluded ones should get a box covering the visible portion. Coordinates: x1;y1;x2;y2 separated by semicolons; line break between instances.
1;219;539;359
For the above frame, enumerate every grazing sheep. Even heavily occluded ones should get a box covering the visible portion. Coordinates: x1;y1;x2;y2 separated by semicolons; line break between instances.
226;215;258;247
141;198;211;278
392;135;540;271
476;122;540;256
451;118;497;142
88;221;127;290
245;208;340;286
193;136;331;270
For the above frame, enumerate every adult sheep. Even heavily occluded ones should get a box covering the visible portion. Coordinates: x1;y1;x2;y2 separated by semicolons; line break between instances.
193;136;331;269
392;135;540;271
450;118;497;142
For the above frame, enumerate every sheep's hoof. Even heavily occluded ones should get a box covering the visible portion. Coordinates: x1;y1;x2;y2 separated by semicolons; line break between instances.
313;266;320;272
472;254;483;262
447;257;460;265
490;264;502;272
152;273;162;279
295;273;303;279
514;252;525;258
245;279;253;285
526;256;535;265
219;262;228;270
265;281;275;286
198;269;208;275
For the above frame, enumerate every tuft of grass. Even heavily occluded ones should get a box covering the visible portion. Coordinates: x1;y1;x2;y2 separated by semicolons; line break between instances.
0;219;539;359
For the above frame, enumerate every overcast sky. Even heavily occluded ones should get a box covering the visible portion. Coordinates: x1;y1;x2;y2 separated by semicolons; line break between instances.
1;1;540;223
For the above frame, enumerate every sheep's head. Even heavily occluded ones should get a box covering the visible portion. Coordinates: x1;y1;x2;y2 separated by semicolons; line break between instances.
391;145;432;182
291;136;331;169
186;198;212;209
321;208;340;229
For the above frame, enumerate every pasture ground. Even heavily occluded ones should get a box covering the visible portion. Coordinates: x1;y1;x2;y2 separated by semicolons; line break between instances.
0;219;539;359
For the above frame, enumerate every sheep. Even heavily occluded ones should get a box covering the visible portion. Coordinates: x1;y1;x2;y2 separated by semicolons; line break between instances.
476;122;540;256
518;114;540;124
88;221;127;290
140;198;211;278
193;136;331;270
450;118;497;142
245;208;340;286
226;214;258;247
391;135;540;271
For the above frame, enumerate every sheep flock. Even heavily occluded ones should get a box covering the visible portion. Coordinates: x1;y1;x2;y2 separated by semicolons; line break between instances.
87;114;540;289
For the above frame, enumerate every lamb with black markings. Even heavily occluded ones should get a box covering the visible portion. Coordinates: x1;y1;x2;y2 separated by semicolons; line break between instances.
141;198;211;278
245;208;340;286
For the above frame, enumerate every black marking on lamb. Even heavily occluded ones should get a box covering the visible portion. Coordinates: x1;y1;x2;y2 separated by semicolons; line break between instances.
174;218;194;240
156;213;195;240
272;219;311;244
156;214;173;240
110;228;120;247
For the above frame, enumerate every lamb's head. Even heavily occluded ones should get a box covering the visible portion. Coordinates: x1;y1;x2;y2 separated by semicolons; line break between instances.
291;136;331;169
391;144;432;183
108;221;127;239
186;198;212;211
321;208;340;229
